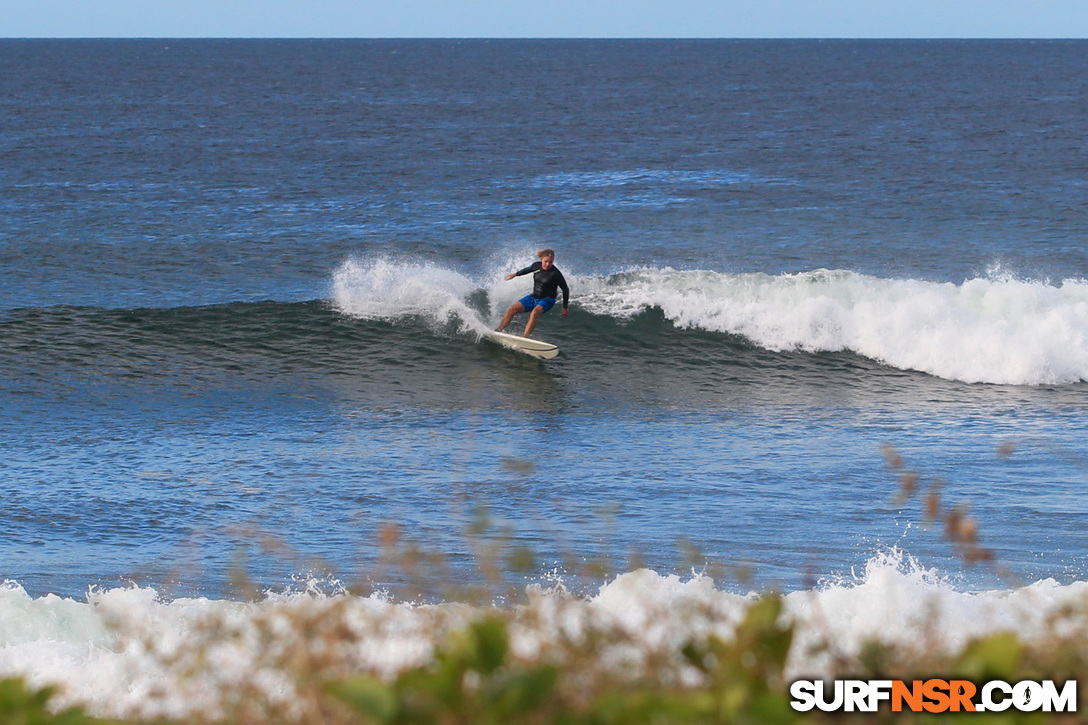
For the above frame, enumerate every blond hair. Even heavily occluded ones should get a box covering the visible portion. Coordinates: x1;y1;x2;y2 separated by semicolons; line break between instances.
537;248;556;260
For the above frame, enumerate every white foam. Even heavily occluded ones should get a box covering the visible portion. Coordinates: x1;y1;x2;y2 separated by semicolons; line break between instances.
329;251;576;336
0;580;468;720
330;257;485;331
327;258;1088;384
529;168;771;189
784;550;1088;676
578;268;1088;385
5;554;1088;719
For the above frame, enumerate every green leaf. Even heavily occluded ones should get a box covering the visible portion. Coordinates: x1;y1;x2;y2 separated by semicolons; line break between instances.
0;678;93;725
734;596;794;676
493;666;559;715
469;617;509;675
326;676;398;722
954;631;1022;681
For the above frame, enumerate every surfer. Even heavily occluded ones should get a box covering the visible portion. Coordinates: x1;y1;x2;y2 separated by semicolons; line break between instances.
496;248;570;338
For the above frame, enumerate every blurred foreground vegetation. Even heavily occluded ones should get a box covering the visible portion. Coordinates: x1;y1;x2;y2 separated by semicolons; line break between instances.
8;446;1088;723
7;587;1088;724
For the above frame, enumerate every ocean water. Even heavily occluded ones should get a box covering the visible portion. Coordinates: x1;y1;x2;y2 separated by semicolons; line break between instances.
2;39;1088;716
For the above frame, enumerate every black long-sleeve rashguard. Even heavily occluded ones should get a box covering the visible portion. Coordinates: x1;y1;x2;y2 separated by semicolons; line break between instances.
515;261;570;308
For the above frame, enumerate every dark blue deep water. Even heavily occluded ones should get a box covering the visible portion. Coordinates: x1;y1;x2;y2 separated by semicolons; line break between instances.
2;40;1088;599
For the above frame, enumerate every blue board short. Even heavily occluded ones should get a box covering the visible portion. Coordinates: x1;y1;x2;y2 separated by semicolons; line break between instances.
519;295;556;314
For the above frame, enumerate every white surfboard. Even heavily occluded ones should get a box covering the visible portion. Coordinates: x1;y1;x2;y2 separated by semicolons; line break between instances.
483;330;560;359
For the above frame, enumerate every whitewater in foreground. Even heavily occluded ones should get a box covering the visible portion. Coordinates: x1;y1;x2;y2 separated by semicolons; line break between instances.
2;550;1086;720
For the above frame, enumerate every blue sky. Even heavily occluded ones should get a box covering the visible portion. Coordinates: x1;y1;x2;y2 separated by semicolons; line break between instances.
4;0;1088;38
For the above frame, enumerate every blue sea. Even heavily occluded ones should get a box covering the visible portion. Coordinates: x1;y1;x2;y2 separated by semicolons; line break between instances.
2;39;1088;715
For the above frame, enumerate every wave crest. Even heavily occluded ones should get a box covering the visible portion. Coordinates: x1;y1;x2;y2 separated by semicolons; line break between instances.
325;258;1088;385
580;268;1088;385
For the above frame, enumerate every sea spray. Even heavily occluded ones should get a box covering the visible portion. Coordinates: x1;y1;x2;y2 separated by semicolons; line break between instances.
330;252;581;336
330;257;488;335
4;552;1088;719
